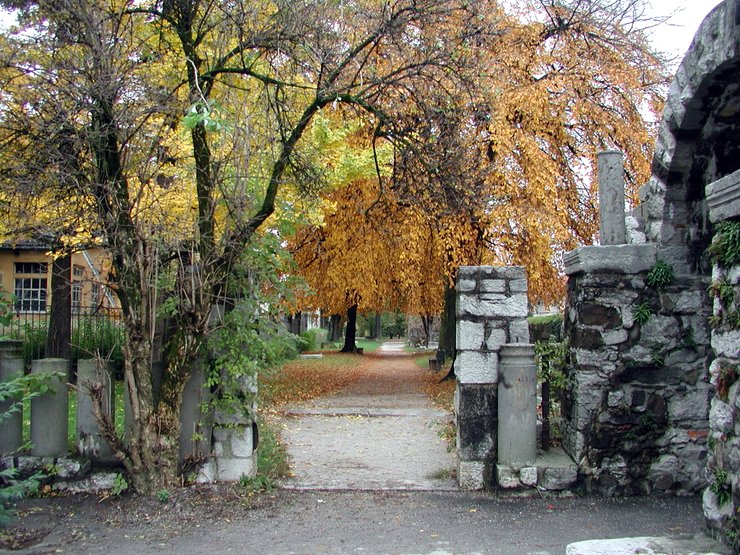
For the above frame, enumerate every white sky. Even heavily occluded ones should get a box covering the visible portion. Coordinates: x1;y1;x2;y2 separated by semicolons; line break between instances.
646;0;721;62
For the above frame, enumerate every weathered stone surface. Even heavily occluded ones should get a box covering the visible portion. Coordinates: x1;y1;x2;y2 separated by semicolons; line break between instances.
0;341;24;455
709;398;735;434
647;455;678;491
626;215;647;244
457;460;485;491
454;351;498;384
597;150;627;245
53;471;118;494
507;320;530;344
457;294;527;319
455;383;496;418
16;456;45;477
540;466;577;490
457;320;485;351
30;359;69;457
55;458;91;480
602;329;628;346
457;278;477;293
196;460;217;484
217;456;255;481
509;279;528;293
673;290;705;313
711;329;740;358
457;415;495;461
640;316;680;347
703;487;734;526
520;466;537;487
485;328;508;352
563;244;657;275
479;279;506;293
478;266;526;281
706;168;740;223
231;428;254;458
580;304;621;328
668;385;711;422
495;464;520;489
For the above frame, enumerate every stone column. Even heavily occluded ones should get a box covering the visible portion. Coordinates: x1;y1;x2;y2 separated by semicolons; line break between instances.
497;344;537;466
179;358;212;463
76;359;116;461
454;266;529;490
598;150;626;245
30;358;69;457
0;340;24;455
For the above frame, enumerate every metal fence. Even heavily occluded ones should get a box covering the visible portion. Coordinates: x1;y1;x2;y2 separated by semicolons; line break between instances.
0;306;124;367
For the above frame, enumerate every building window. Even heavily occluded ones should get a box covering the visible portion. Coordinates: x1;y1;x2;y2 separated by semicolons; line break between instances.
15;262;47;275
91;283;100;308
14;277;47;312
73;265;84;277
14;262;48;313
72;282;82;313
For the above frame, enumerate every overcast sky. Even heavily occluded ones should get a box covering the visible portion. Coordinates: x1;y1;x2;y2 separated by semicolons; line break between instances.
646;0;720;61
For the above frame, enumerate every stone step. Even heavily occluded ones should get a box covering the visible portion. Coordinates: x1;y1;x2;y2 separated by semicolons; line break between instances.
496;446;578;491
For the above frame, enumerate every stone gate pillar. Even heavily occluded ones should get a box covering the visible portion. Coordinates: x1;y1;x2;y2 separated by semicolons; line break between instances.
454;266;529;490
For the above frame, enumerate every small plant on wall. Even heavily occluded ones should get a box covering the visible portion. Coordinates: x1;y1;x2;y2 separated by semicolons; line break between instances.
707;220;740;330
646;260;675;289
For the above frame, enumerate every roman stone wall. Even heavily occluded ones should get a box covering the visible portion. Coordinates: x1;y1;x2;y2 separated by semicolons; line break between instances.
563;247;712;495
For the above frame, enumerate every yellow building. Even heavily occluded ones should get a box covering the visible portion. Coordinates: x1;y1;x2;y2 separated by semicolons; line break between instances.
0;240;118;315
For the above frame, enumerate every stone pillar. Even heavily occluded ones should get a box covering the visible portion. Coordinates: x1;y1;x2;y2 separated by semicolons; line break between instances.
179;358;212;463
598;150;626;245
497;344;537;466
76;359;116;461
704;169;740;539
454;266;529;490
30;358;69;457
0;340;24;455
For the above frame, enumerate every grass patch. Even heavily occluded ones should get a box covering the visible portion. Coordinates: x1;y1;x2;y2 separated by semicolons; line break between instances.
427;467;456;480
239;417;290;494
355;339;381;353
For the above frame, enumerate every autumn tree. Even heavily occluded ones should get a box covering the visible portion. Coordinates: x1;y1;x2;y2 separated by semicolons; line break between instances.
0;0;491;492
292;0;668;364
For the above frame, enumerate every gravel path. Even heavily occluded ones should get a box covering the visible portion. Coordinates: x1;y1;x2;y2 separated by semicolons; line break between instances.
279;342;457;490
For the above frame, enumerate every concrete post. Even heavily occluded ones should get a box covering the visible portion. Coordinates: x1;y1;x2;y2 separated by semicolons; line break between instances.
179;358;212;463
30;358;69;457
497;344;537;466
0;340;25;454
598;150;626;245
76;359;116;461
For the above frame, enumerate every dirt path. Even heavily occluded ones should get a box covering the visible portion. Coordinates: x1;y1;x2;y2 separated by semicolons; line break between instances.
278;342;457;490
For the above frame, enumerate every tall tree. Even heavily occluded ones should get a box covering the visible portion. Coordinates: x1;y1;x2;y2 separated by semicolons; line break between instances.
0;0;487;492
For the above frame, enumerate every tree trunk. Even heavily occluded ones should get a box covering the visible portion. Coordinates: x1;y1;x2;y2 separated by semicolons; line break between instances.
437;280;456;360
45;253;72;360
340;305;358;353
374;313;382;341
421;314;432;349
329;314;342;342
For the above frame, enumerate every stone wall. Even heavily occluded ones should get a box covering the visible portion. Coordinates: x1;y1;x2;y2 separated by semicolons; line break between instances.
454;266;529;489
563;245;712;495
703;170;740;548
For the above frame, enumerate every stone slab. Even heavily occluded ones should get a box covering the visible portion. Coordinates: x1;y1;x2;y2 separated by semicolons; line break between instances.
563;244;657;276
707;168;740;223
566;534;731;555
